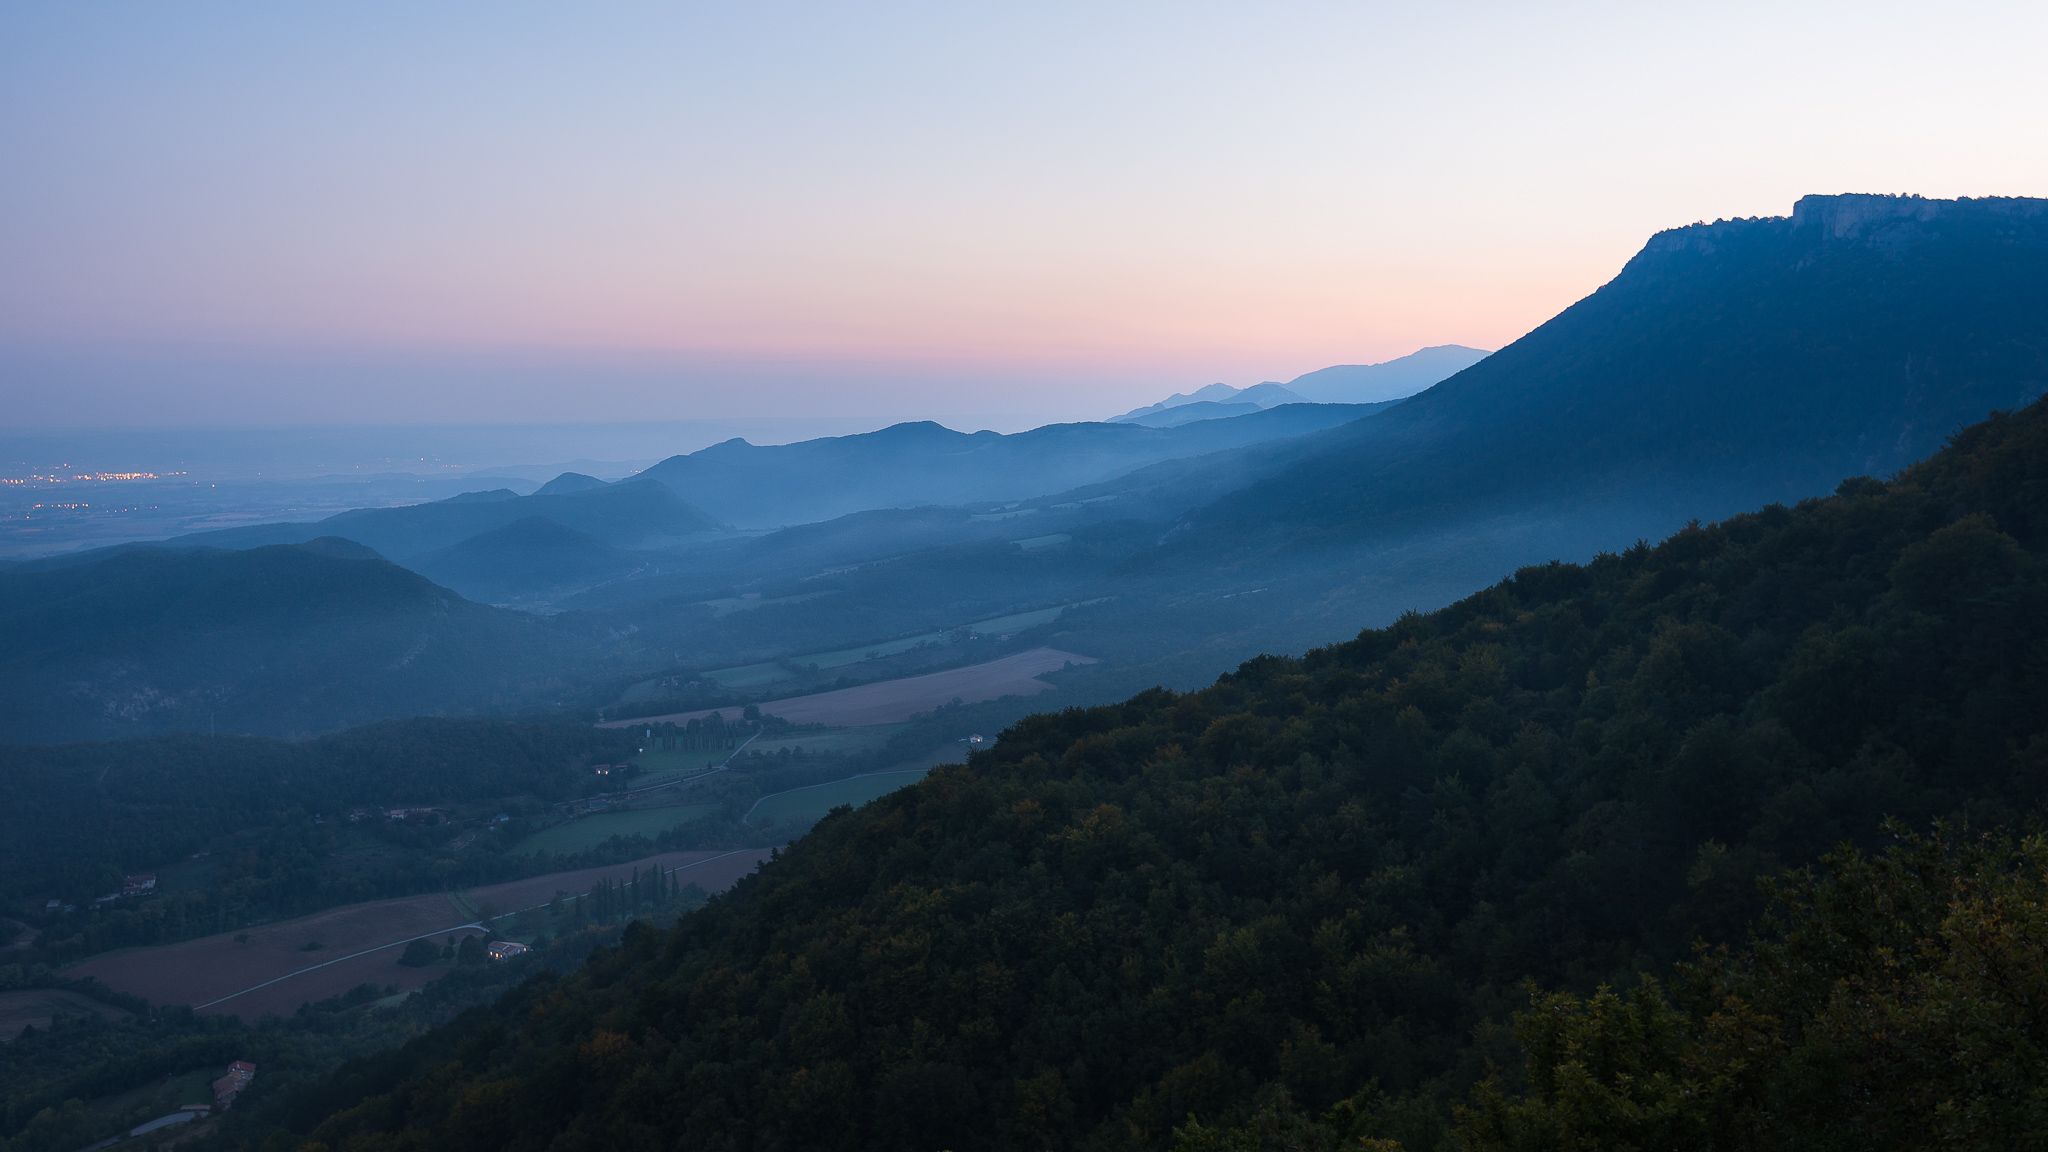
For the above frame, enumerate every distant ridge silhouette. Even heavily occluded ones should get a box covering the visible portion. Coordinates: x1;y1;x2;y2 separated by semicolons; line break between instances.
1282;344;1492;403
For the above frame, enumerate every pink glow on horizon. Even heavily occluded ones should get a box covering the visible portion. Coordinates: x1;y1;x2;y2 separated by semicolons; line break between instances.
3;2;2045;426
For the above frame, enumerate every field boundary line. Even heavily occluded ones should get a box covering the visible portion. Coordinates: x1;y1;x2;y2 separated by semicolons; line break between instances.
190;848;765;1011
743;768;929;825
570;728;763;813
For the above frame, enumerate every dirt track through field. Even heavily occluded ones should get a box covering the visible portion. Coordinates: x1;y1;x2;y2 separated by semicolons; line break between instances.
68;847;775;1019
0;988;130;1036
605;646;1097;729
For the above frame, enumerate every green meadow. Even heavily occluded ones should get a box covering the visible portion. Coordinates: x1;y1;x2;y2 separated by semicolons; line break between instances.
743;724;907;757
746;769;929;828
514;803;720;855
622;748;729;783
701;601;1093;688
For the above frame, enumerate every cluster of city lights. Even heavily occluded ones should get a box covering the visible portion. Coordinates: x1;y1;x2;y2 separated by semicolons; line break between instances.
0;470;184;486
5;502;161;519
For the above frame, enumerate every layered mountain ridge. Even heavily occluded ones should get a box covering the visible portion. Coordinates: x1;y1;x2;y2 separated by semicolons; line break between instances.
5;194;2042;746
634;403;1385;527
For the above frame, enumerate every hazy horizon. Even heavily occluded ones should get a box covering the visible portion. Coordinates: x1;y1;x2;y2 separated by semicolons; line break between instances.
6;2;2044;428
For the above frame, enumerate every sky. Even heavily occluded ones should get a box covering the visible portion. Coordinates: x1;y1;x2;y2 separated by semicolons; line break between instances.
3;0;2045;430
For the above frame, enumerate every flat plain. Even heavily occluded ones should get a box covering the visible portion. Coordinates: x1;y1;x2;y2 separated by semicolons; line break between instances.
747;770;930;828
67;847;775;1019
607;646;1096;729
512;803;721;855
0;987;131;1035
747;724;907;756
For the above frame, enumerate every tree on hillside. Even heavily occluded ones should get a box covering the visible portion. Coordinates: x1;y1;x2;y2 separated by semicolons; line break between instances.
1458;825;2048;1152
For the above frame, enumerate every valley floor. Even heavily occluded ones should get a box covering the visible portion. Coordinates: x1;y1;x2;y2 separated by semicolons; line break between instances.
604;645;1096;729
65;847;776;1019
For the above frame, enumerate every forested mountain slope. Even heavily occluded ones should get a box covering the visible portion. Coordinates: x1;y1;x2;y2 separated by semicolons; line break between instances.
0;541;587;742
272;396;2048;1151
0;718;624;908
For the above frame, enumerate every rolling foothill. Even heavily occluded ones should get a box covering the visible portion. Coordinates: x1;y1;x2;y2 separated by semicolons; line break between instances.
2;193;2046;1152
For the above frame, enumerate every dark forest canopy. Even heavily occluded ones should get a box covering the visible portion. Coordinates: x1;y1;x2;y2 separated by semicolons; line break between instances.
0;718;629;902
259;396;2048;1152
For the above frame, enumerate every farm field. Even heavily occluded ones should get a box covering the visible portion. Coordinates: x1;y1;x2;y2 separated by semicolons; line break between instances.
614;749;727;784
513;803;721;855
607;728;908;782
700;602;1091;689
67;847;775;1020
746;724;907;756
697;590;832;617
704;633;951;689
747;770;930;828
0;987;130;1035
607;647;1097;729
698;659;799;690
966;604;1066;633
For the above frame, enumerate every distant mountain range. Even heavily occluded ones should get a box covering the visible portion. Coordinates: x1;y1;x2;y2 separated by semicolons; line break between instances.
1104;346;1491;424
1;401;1393;614
1108;381;1309;425
580;192;2048;699
7;193;2041;744
630;403;1383;527
1282;344;1493;403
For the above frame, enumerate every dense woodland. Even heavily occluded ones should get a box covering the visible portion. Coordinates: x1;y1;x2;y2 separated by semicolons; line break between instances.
0;720;663;964
222;398;2045;1151
0;720;632;900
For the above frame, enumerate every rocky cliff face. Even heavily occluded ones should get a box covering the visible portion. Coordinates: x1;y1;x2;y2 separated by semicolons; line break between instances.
1791;192;2046;236
1646;192;2048;256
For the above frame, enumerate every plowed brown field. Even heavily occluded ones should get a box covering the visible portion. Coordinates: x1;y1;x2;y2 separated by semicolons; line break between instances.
605;646;1096;729
68;847;774;1019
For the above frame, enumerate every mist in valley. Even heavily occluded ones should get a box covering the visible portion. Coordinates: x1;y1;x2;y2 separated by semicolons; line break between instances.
5;2;2047;1145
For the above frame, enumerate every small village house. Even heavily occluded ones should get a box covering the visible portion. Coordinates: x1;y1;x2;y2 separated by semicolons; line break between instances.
212;1060;256;1109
